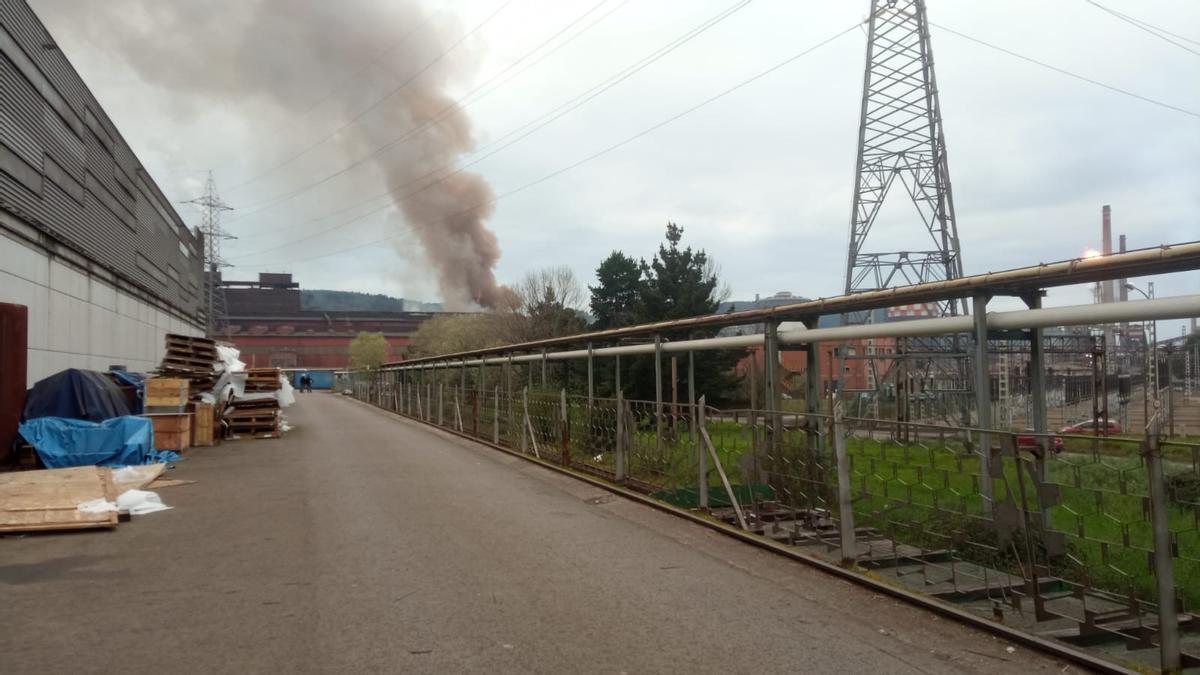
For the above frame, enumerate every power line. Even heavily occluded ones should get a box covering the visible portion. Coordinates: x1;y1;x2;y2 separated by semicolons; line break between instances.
227;0;628;226
229;0;752;250
1083;0;1200;56
230;22;859;268
930;21;1200;119
222;0;517;195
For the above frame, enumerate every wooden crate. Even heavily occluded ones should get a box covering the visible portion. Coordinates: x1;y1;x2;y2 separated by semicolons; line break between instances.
144;413;192;451
191;402;215;447
145;378;189;409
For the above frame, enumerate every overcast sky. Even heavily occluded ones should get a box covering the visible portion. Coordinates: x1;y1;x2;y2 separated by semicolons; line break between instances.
28;0;1200;332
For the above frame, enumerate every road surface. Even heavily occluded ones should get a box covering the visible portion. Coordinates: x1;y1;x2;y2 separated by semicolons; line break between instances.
1;394;1073;673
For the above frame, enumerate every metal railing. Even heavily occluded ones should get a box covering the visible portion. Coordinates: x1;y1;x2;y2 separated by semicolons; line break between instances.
347;370;1198;672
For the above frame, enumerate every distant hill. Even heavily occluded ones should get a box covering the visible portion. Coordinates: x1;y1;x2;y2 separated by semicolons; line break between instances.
301;289;441;313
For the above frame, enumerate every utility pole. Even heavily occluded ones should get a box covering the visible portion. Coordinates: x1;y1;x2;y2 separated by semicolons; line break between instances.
844;0;968;425
184;171;235;338
845;0;965;314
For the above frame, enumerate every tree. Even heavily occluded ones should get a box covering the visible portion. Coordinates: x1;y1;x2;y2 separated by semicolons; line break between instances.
515;266;587;342
348;331;390;369
403;314;507;359
639;222;727;320
589;251;641;330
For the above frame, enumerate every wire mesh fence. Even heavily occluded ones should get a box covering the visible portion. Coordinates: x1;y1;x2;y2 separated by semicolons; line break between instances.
344;368;1198;671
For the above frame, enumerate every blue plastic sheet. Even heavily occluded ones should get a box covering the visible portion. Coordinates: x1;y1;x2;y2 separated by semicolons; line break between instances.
17;416;160;468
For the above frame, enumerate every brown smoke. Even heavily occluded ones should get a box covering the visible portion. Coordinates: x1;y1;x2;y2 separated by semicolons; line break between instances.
30;0;502;309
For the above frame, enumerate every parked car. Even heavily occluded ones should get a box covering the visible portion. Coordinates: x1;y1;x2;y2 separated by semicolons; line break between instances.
1058;419;1122;434
1016;429;1064;453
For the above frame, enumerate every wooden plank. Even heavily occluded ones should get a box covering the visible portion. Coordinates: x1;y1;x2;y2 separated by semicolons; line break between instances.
149;478;195;488
112;463;167;493
0;467;117;532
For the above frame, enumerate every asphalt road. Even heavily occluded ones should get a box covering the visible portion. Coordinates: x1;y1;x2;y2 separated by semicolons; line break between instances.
1;394;1073;674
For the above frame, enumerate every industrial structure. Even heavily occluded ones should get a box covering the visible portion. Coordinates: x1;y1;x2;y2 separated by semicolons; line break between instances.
220;272;438;369
0;1;205;385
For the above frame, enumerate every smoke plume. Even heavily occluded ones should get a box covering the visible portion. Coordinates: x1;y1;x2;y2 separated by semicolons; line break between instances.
31;0;503;309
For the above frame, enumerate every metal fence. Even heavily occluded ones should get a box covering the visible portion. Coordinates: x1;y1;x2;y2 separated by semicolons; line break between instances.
347;368;1198;672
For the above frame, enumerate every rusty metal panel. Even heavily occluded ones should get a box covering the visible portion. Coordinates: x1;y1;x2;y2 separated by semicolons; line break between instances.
0;302;28;465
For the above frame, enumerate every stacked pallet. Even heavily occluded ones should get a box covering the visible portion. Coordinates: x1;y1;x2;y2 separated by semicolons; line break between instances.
244;368;282;393
158;334;219;394
225;398;282;439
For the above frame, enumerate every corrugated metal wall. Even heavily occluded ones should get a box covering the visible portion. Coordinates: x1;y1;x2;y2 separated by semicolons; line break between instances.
0;1;203;320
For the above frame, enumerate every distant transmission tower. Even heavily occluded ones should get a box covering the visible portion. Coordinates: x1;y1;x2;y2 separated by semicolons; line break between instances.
185;171;235;338
845;0;965;315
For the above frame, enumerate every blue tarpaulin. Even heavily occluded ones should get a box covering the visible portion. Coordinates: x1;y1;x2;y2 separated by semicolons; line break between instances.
16;416;172;468
22;369;131;422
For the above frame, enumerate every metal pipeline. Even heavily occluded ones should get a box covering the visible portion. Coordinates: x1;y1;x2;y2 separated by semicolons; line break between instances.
390;294;1199;371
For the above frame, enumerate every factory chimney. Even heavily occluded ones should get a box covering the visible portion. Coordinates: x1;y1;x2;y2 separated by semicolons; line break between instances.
1101;206;1113;303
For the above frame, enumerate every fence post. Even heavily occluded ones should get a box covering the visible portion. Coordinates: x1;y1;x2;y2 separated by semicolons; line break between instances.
506;355;514;446
615;389;626;482
833;400;857;567
655;335;664;460
541;349;547;388
587;343;594;409
438;382;444;426
1145;413;1181;671
521;387;529;453
494;385;500;445
698;394;709;509
972;294;994;515
560;388;570;467
688;351;697;448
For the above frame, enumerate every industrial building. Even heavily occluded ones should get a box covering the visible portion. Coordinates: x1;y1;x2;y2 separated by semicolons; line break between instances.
0;1;205;386
221;273;435;369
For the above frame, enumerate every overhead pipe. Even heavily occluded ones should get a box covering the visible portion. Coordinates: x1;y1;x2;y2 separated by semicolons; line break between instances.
386;241;1200;368
388;294;1200;372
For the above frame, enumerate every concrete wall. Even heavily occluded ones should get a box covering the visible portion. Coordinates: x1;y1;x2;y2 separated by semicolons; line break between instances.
1;227;202;386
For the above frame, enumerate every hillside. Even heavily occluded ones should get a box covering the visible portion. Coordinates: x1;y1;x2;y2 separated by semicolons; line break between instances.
300;289;441;313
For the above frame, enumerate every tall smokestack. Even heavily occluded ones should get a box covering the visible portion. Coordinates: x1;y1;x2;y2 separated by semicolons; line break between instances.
1118;234;1128;302
1101;205;1113;303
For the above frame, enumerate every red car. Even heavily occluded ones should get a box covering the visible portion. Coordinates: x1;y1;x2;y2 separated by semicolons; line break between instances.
1058;419;1122;434
1016;429;1064;453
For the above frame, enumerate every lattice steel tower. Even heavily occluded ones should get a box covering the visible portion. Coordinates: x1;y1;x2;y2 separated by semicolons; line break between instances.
845;0;964;315
185;171;235;337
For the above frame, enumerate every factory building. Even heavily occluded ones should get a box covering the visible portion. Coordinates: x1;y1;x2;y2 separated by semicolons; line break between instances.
221;273;434;369
0;1;205;386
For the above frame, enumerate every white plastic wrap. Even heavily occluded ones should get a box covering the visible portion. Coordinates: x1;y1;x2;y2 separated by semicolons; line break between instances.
215;345;246;374
275;375;295;408
115;489;172;515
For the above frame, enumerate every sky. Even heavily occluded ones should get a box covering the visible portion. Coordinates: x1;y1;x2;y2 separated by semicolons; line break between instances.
27;0;1200;333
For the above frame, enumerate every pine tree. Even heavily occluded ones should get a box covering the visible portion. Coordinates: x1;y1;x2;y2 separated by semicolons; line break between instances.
589;251;642;330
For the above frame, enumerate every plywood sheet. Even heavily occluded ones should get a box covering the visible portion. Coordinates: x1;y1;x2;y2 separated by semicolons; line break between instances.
0;466;118;532
112;463;167;493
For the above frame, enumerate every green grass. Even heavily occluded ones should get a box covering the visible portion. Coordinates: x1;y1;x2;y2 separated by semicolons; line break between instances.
843;436;1200;608
453;391;1200;610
